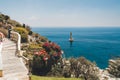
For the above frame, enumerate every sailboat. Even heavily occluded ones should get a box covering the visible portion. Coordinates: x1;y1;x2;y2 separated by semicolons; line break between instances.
69;32;74;42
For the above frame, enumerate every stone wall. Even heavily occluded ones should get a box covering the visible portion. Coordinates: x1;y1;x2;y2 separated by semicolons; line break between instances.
0;42;3;77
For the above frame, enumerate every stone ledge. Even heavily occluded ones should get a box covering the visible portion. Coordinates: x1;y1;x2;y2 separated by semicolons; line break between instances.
0;56;3;77
0;42;3;77
0;56;2;71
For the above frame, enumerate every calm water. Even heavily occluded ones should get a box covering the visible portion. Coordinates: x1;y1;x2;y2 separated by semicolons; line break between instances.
32;27;120;69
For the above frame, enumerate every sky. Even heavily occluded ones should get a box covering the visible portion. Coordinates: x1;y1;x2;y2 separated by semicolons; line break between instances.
0;0;120;27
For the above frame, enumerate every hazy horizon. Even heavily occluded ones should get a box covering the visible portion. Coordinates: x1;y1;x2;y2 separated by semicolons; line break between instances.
0;0;120;27
31;26;120;28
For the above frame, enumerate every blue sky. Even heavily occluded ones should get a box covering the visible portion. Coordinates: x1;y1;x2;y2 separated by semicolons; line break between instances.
0;0;120;27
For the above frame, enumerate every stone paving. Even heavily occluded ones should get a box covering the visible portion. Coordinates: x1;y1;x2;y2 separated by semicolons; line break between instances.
0;39;28;80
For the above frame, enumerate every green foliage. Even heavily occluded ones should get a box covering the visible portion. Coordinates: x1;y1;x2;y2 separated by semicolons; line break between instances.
0;14;10;20
0;13;22;27
63;66;71;77
47;59;63;77
25;25;31;31
29;43;42;50
31;75;81;80
29;30;33;35
0;14;4;19
21;33;28;43
13;27;28;34
13;27;28;43
65;57;100;80
16;23;22;27
32;54;51;75
40;36;48;42
32;42;62;76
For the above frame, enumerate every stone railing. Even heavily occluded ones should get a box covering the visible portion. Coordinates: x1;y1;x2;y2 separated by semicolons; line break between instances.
10;31;29;70
11;31;21;56
0;42;3;77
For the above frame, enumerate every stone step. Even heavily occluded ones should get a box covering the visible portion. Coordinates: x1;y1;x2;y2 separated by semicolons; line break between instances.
2;44;16;47
3;42;15;45
4;70;27;75
0;78;4;80
2;46;16;48
4;72;28;80
1;38;28;80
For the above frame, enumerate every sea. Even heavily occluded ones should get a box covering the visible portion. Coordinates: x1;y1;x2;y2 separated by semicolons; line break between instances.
32;27;120;69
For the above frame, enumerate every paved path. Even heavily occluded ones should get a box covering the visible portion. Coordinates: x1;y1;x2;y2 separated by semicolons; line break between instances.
0;39;28;80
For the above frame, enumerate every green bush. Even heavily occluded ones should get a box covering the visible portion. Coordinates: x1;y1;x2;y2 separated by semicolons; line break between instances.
67;57;99;80
13;27;28;43
28;30;33;35
28;43;42;50
21;34;28;43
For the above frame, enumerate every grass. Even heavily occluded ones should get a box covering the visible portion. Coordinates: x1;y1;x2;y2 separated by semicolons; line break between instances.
31;75;82;80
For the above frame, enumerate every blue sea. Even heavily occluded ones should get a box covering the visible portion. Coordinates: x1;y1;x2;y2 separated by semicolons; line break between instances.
32;27;120;69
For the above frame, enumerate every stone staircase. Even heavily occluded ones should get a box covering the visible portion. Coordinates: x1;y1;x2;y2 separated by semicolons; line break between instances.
0;39;28;80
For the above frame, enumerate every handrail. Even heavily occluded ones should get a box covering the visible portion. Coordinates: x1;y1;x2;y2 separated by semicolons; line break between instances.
11;31;21;51
10;31;29;68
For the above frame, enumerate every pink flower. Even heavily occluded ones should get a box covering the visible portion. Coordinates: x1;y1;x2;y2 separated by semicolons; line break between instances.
43;57;48;61
34;52;39;55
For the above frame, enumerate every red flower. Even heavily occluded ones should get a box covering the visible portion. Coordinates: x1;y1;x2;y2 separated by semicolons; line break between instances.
34;50;48;56
43;42;50;47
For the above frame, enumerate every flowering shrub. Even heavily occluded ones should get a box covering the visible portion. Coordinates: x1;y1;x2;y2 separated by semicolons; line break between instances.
34;50;49;61
43;42;61;56
32;42;62;75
